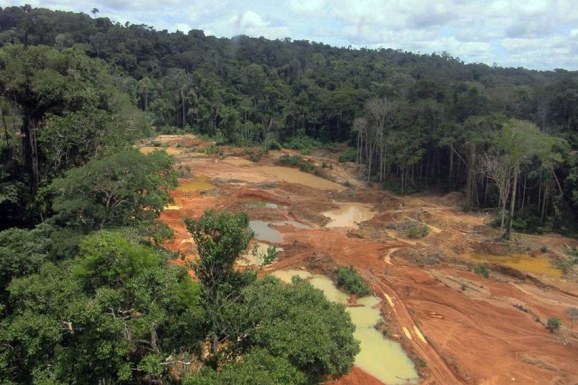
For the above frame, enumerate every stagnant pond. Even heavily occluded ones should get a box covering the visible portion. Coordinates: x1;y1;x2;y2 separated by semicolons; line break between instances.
468;253;562;278
323;202;376;228
176;175;214;192
271;270;419;385
249;220;284;243
259;166;346;191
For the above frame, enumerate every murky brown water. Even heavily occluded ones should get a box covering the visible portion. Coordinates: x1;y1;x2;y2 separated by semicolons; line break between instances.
249;220;284;243
177;176;214;192
468;253;562;278
222;157;254;167
259;166;346;191
323;202;376;228
246;200;282;209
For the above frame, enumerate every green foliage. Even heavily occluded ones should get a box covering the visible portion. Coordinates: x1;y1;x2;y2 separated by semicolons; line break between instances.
338;148;357;163
239;276;359;382
0;225;52;306
416;357;428;368
185;210;253;293
204;144;219;155
184;349;306;385
556;249;578;274
383;180;418;195
474;264;490;278
546;316;561;332
183;210;357;383
0;43;149;225
407;222;429;239
49;149;177;233
2;6;578;233
39;108;146;178
335;266;370;296
265;140;283;151
184;210;255;364
277;154;318;174
1;230;203;384
284;136;323;155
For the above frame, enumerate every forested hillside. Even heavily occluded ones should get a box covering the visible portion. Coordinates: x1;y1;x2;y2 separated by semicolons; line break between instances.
0;7;364;385
1;5;578;384
2;6;578;236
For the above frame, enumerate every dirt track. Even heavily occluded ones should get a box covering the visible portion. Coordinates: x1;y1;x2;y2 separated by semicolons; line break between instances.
151;135;578;385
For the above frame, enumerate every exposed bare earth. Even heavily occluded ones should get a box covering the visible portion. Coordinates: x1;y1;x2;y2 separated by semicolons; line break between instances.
149;135;578;385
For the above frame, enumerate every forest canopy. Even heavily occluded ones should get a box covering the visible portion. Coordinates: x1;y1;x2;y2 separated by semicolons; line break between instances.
1;5;578;383
2;5;578;236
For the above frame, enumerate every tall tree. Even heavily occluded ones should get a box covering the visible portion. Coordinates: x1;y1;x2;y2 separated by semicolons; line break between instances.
184;210;253;360
49;149;177;233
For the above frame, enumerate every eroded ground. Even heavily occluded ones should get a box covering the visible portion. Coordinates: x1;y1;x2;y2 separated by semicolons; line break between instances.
148;135;578;385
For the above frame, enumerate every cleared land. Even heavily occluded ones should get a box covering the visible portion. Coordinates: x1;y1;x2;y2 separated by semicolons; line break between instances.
148;135;578;385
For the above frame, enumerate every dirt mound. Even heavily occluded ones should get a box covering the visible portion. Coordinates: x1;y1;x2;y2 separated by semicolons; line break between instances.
438;191;466;206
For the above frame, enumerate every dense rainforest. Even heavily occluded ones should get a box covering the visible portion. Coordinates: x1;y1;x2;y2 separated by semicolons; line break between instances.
1;4;578;383
2;6;578;237
0;6;361;385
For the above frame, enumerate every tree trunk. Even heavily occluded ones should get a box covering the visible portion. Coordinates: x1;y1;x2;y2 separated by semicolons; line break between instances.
504;168;519;240
448;145;454;188
23;112;40;192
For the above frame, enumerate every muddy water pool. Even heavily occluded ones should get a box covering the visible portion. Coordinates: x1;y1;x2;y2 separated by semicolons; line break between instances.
469;253;562;278
177;175;214;192
259;166;346;191
246;200;283;209
249;220;284;243
323;202;376;228
271;270;419;384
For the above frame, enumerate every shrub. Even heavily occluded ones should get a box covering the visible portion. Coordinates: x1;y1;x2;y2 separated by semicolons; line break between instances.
277;155;319;175
546;316;561;332
407;223;429;239
265;141;282;151
474;264;490;278
338;148;356;163
567;307;578;323
335;266;370;296
416;357;427;368
556;249;578;274
284;136;322;154
204;144;219;155
249;151;263;162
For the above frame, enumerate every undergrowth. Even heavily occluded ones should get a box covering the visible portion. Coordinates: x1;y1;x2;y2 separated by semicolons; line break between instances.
335;266;370;296
277;154;319;174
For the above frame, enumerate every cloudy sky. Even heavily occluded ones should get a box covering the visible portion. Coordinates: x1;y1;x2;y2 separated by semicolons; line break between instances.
4;0;578;70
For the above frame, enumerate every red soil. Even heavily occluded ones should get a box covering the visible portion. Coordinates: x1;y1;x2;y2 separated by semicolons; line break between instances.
151;136;578;385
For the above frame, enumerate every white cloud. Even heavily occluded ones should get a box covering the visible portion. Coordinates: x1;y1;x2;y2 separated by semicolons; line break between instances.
288;0;326;14
228;10;289;38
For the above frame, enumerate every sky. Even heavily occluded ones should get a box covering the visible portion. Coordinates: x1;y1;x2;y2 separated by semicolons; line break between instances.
4;0;578;71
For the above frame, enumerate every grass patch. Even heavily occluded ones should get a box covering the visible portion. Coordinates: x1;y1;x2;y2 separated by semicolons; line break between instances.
546;316;561;332
556;249;578;274
407;222;429;239
474;263;490;278
338;148;356;163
